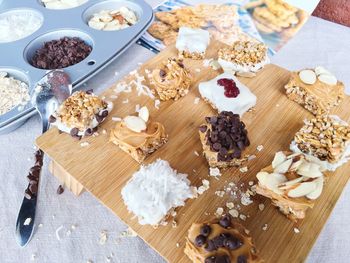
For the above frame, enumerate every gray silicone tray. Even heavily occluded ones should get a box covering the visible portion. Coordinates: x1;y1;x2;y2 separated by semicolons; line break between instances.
0;0;153;134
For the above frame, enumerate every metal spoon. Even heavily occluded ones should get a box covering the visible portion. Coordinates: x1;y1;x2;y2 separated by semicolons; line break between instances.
15;70;71;247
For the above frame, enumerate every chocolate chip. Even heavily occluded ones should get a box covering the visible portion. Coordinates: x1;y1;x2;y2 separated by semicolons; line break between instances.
57;185;64;195
70;128;79;137
200;224;211;237
177;61;184;68
31;37;92;69
205;240;216;252
48;115;56;123
212;235;225;248
199;125;207;133
215;255;231;263
237;255;247;263
224;236;243;250
101;110;108;118
86;89;93;94
205;256;216;263
219;215;231;228
95;114;104;123
194;235;207;247
84;128;93;137
159;69;166;78
24;188;33;199
29;183;38;194
213;143;221;151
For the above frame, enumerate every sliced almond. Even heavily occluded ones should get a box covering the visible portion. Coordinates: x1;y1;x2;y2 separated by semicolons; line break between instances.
278;177;304;190
290;159;304;171
287;181;317;198
124;116;146;133
138;106;149;122
299;69;316;85
318;73;337;85
306;176;324;200
297;162;323;178
274;158;293;174
315;66;331;76
272;152;286;169
257;172;287;195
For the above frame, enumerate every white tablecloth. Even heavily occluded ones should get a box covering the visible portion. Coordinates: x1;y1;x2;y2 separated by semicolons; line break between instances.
1;2;350;262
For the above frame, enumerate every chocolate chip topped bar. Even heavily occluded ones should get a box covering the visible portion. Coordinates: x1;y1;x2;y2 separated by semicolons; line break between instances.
199;111;250;168
256;151;326;221
285;67;344;115
290;115;350;171
150;58;192;101
49;90;113;139
176;27;210;60
185;215;261;263
110;106;168;163
217;41;269;74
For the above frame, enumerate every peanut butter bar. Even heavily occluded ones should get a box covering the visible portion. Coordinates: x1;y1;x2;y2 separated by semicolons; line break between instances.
256;151;326;221
285;67;344;115
185;215;261;263
110;106;168;163
290;115;350;171
150;58;192;101
199;111;250;168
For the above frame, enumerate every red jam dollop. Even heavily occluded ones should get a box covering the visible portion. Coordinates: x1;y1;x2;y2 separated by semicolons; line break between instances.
217;78;240;98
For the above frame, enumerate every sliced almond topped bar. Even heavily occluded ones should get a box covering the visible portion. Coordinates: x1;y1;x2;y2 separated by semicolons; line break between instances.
185;215;261;263
49;90;113;139
110;106;168;163
285;67;344;115
199;111;250;168
290;115;350;171
150;57;192;101
256;151;326;221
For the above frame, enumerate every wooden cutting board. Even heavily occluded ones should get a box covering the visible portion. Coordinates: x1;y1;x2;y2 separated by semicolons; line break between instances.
36;40;350;263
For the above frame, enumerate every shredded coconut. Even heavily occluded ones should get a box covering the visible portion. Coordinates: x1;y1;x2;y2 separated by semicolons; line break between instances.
121;159;194;225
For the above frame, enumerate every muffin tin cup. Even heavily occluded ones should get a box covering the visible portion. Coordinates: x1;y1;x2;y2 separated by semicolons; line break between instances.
0;0;153;134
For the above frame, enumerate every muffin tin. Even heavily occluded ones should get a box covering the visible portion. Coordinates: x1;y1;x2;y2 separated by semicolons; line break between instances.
0;0;153;134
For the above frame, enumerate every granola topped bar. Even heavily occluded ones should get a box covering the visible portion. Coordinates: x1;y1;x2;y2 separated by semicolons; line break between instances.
199;111;250;168
184;215;261;263
285;67;344;115
218;41;269;74
150;58;192;101
256;151;326;221
290;115;350;171
49;90;113;139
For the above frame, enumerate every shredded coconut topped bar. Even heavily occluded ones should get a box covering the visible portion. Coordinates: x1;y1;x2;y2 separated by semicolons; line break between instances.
121;159;194;226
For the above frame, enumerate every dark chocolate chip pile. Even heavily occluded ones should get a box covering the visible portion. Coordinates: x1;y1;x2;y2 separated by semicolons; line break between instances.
200;111;249;162
31;37;92;69
193;215;245;263
25;150;44;200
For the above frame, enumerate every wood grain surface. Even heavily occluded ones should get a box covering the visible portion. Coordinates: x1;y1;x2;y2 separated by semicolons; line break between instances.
36;41;350;263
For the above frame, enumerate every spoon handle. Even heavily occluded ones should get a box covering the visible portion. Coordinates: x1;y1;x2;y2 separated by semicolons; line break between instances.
15;150;44;247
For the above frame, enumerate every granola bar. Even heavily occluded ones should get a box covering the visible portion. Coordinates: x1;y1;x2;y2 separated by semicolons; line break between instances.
290;115;350;171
